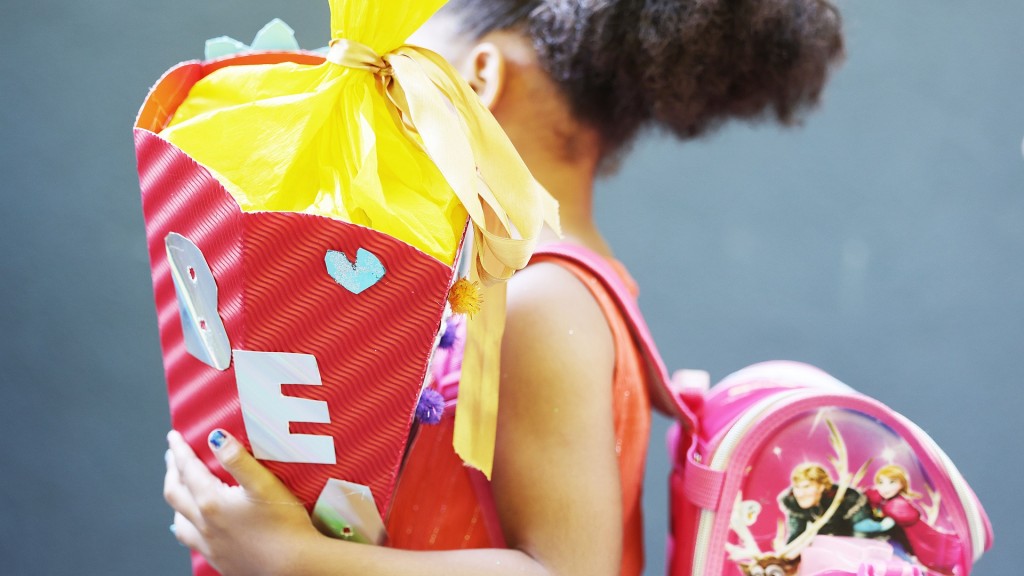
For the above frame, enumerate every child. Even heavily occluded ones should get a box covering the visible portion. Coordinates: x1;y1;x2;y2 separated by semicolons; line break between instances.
163;1;845;574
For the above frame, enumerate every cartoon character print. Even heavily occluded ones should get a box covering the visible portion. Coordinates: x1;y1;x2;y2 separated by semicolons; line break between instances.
726;420;873;576
778;463;871;542
725;410;965;576
860;464;964;574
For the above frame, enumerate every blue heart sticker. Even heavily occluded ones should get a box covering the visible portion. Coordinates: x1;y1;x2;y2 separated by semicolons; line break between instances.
325;248;386;294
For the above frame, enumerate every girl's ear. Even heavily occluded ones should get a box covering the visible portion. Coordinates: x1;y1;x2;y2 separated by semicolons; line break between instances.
465;42;506;110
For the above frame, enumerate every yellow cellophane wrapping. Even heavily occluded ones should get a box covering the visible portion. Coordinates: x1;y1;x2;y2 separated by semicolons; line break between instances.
159;0;560;478
162;0;464;265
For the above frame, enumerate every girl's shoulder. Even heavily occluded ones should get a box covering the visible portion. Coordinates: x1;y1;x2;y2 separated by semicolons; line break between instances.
504;259;615;368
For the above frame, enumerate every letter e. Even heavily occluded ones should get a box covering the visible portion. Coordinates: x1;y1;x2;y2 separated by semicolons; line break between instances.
233;350;336;464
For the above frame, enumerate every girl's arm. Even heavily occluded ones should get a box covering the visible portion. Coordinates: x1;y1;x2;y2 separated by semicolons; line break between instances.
165;262;622;576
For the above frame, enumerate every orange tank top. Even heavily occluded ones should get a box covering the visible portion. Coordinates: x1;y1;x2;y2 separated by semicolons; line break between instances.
386;252;652;576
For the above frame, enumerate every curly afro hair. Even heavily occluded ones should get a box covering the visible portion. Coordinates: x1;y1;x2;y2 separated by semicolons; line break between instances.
440;0;844;159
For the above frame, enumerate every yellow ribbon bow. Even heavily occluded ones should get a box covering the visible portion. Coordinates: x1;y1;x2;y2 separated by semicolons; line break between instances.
163;0;559;478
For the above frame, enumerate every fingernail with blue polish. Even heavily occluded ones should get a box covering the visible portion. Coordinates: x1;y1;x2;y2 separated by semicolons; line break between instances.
170;524;185;546
209;429;228;449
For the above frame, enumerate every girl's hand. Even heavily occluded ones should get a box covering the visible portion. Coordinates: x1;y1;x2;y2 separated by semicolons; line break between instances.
164;429;319;575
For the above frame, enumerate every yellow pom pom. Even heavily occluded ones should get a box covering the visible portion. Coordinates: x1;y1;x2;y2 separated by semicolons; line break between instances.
448;278;483;317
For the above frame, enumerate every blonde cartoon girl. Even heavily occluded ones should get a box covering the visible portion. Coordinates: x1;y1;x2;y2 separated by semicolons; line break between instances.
864;464;963;574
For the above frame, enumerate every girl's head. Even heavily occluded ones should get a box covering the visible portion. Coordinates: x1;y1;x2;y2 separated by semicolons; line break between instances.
413;0;845;170
874;464;911;500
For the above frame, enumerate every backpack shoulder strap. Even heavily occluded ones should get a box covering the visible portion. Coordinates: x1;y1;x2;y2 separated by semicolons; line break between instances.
531;243;698;428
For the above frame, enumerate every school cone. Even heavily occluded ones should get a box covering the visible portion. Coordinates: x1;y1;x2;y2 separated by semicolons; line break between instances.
135;52;462;576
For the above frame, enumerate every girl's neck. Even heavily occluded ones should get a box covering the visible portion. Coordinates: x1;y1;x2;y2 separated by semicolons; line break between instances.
529;151;613;259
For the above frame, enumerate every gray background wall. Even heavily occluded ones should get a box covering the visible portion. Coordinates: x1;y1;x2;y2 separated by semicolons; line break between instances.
1;1;1020;574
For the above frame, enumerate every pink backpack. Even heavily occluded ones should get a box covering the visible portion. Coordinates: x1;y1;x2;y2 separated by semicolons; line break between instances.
537;245;992;576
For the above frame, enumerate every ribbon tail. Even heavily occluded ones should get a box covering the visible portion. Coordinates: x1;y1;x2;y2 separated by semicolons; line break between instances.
384;46;561;478
452;235;507;478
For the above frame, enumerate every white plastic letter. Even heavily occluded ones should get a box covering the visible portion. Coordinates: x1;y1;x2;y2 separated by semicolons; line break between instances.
165;233;232;370
234;350;336;464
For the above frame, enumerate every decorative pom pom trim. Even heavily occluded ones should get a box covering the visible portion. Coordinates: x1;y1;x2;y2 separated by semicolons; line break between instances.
447;278;483;317
438;319;458;349
415;388;445;425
